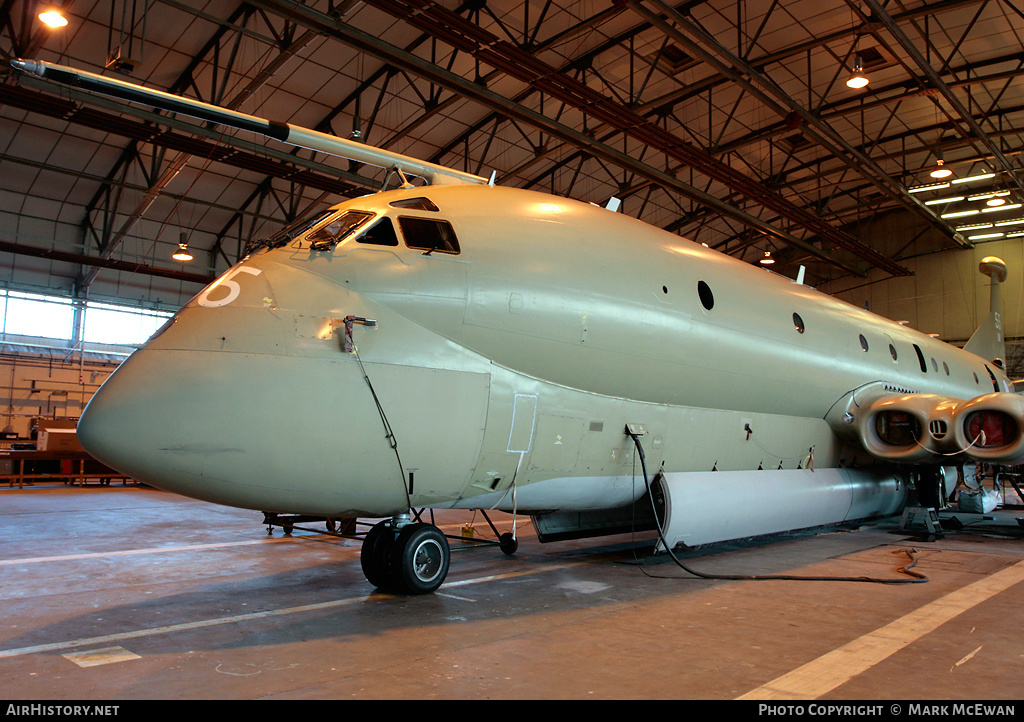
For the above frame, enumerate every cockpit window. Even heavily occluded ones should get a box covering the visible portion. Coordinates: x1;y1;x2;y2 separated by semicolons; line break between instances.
399;217;460;254
356;217;399;246
389;197;439;212
308;210;374;251
246;207;336;254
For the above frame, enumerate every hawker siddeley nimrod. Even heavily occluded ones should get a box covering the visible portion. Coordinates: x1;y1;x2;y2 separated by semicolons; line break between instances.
14;60;1022;594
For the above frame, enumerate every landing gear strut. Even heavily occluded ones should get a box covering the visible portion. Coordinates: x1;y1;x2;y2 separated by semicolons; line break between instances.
360;517;451;594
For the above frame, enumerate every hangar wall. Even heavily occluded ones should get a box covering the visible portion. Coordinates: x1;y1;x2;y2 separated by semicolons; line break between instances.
820;240;1024;349
0;351;117;439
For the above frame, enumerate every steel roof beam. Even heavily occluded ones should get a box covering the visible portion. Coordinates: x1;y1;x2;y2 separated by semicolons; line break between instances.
630;0;962;249
246;0;868;276
860;0;1024;197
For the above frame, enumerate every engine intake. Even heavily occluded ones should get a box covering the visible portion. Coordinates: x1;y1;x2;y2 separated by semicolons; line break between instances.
858;394;962;463
953;393;1024;465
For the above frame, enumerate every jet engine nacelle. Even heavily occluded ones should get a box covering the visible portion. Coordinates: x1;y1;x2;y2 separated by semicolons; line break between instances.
953;392;1024;465
858;393;963;463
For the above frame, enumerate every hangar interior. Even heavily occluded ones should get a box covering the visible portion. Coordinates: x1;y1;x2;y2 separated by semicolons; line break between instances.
3;0;1024;427
2;0;1024;701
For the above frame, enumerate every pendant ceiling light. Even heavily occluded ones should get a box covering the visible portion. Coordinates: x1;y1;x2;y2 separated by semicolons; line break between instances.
172;233;194;262
929;158;954;180
846;56;869;89
172;244;193;262
38;9;68;27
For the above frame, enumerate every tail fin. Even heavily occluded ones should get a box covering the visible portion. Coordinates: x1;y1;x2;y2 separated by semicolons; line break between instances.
964;256;1007;365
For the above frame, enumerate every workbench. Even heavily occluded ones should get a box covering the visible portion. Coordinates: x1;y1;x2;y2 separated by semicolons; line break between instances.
0;450;134;488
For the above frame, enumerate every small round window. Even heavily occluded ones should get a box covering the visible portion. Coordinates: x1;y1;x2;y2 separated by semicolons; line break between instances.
859;334;869;352
793;313;805;334
697;280;714;311
943;362;950;376
889;344;898;361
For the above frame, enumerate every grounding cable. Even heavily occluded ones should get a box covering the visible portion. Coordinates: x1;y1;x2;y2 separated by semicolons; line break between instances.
351;343;411;510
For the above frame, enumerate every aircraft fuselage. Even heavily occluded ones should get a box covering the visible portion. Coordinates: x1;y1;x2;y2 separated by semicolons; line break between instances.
78;184;1011;527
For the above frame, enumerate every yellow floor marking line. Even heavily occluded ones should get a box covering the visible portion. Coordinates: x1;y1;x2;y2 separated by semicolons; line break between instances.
738;559;1024;700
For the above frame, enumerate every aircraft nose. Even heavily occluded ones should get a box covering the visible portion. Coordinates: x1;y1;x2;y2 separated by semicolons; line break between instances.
77;342;410;516
77;350;185;490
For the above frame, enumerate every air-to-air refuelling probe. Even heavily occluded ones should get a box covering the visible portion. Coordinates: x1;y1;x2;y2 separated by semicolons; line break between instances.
13;59;1022;594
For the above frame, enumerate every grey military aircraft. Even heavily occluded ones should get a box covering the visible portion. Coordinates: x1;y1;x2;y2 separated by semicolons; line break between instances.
13;60;1020;594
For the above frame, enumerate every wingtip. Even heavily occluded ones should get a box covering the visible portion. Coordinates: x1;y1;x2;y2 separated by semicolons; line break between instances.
10;59;42;76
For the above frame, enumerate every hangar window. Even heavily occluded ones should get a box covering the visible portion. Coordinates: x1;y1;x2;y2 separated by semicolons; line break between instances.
3;292;74;341
913;344;927;372
389;197;439;212
793;313;805;334
859;334;869;352
400;217;460;254
356;217;399;246
697;280;714;311
0;290;172;348
85;301;174;345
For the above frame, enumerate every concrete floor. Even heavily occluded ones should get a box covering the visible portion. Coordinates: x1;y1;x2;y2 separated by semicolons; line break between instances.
2;482;1023;701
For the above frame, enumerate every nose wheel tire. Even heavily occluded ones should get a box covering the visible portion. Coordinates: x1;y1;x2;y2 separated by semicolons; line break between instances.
389;523;450;594
360;521;450;595
360;520;398;590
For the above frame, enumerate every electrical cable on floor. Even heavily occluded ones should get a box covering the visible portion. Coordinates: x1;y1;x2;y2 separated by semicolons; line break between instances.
625;428;928;585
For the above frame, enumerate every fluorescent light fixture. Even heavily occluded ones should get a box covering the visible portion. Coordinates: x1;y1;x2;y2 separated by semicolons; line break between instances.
908;182;951;193
940;210;980;219
954;223;993;231
1007;231;1024;238
967;232;1005;240
982;203;1022;213
924;196;964;206
951;173;996;184
994;218;1024;227
967;191;1010;202
38;10;68;27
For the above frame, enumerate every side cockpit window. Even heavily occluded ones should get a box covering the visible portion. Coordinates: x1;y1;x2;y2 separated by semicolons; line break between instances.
308;210;374;251
399;217;460;255
356;217;399;246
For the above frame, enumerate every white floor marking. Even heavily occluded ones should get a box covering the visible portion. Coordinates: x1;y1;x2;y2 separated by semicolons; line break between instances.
0;538;302;566
0;560;589;661
62;646;141;667
738;559;1024;700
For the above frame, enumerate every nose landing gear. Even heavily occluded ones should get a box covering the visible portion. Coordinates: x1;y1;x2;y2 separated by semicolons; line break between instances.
360;518;451;595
